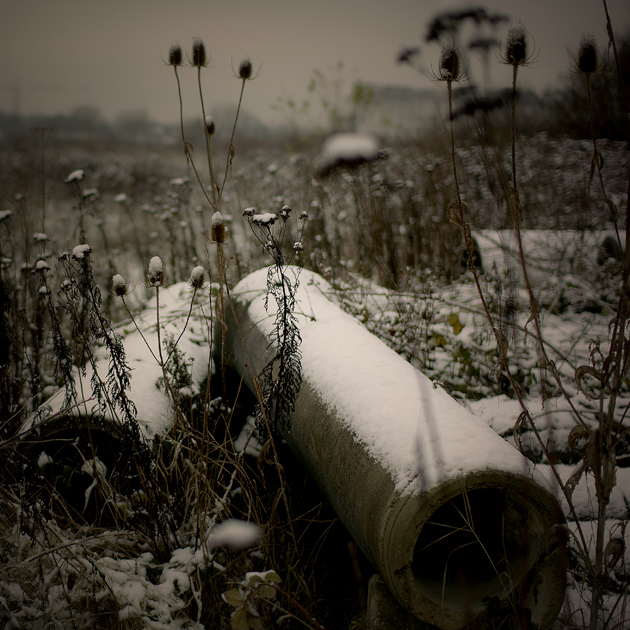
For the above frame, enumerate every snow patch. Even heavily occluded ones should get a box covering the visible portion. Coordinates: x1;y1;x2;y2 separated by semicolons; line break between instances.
206;519;261;550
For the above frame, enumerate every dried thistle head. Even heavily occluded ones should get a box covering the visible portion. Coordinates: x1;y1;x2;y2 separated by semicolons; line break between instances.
168;43;182;67
191;38;207;67
438;43;462;81
577;34;598;74
188;266;205;289
112;274;128;297
147;256;164;286
239;58;253;80
211;211;226;243
503;23;532;66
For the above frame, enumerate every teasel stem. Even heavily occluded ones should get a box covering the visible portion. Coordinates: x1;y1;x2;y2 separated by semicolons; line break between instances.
197;66;217;208
510;64;518;191
173;65;187;158
170;63;213;217
219;77;247;203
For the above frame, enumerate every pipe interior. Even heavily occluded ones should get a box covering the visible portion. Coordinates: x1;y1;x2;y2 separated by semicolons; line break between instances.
413;487;536;613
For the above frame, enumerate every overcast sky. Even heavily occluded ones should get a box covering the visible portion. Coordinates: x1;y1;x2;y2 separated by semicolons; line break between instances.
1;0;628;126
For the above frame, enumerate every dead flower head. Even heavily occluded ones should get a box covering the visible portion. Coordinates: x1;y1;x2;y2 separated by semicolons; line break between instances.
502;23;534;67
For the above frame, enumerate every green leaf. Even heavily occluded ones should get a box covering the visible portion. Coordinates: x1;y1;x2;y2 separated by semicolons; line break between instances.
262;570;281;583
231;606;249;630
223;588;245;607
258;584;277;599
448;312;464;335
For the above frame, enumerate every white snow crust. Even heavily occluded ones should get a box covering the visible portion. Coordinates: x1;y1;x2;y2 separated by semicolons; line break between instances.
233;267;540;496
322;132;380;162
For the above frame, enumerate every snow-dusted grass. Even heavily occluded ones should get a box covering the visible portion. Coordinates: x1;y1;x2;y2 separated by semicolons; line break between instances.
0;126;628;628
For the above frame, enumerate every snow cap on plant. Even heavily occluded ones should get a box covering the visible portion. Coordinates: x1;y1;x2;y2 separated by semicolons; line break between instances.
191;38;207;67
577;34;598;74
280;204;292;221
205;114;215;136
72;244;92;260
188;265;205;289
211;211;226;243
34;259;50;273
239;57;253;79
65;169;84;183
147;256;164;286
112;274;128;297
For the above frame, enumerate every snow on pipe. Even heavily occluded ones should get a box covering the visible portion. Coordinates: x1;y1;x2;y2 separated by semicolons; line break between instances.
219;267;567;630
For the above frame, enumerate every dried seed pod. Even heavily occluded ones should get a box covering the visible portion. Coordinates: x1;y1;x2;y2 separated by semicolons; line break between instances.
191;38;207;67
578;35;598;74
505;24;529;66
239;58;252;79
205;115;215;136
168;43;182;67
439;44;461;81
211;211;226;243
188;266;205;289
148;256;164;286
112;274;128;297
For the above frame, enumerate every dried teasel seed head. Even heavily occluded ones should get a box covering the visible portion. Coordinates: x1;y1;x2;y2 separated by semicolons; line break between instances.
112;274;128;297
148;256;164;286
239;58;253;79
169;43;182;67
280;204;292;221
205;115;215;136
439;44;461;81
578;35;598;74
505;24;528;66
211;211;226;243
191;38;207;67
188;266;205;289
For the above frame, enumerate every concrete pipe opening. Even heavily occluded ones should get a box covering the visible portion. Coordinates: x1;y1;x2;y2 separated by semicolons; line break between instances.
413;487;535;612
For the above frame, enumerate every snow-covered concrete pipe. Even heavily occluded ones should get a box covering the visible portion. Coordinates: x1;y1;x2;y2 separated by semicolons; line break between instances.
220;267;566;630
